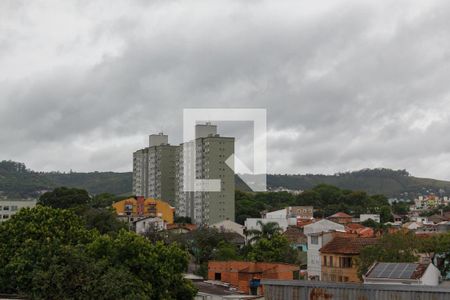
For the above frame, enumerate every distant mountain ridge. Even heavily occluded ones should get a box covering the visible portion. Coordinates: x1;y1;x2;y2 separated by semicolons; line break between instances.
266;168;450;198
1;160;449;199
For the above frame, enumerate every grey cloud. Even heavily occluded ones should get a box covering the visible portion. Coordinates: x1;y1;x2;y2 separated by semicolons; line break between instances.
1;0;450;180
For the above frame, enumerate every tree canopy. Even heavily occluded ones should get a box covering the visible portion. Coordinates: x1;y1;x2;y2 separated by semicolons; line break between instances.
0;206;196;299
236;185;393;224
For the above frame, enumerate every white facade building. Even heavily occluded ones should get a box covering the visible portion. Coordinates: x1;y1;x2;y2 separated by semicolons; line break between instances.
134;217;166;235
360;214;381;223
304;219;345;280
0;199;37;222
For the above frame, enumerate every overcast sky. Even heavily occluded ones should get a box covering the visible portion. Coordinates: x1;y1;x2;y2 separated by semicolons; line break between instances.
1;0;450;179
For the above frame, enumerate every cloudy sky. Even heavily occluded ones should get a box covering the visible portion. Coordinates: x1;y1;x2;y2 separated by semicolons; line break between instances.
1;0;450;180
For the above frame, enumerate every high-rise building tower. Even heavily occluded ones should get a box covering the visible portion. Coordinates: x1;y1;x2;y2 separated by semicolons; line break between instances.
147;133;178;205
132;133;178;206
133;124;235;225
175;123;235;225
132;148;149;197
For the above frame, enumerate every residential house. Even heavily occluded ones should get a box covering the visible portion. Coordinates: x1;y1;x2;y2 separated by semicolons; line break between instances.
392;214;404;223
402;222;423;231
134;216;166;235
112;196;174;225
360;214;380;223
304;219;345;280
208;261;299;296
166;223;197;234
304;219;345;236
282;226;307;251
320;235;379;282
327;212;353;225
428;214;445;224
211;220;245;238
364;262;441;286
345;223;375;237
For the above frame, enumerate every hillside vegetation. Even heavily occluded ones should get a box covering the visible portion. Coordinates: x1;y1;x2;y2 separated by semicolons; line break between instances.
267;168;450;198
1;160;450;199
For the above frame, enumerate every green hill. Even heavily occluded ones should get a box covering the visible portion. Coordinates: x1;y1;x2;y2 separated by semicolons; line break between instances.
1;160;449;199
267;169;450;198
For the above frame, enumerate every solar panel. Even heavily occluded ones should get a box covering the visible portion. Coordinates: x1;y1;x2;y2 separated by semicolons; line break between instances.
369;263;418;279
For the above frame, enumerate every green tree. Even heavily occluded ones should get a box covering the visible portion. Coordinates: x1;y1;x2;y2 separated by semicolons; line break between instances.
39;187;90;209
246;221;282;243
212;241;241;261
246;234;297;264
357;231;418;277
0;206;196;299
90;193;117;208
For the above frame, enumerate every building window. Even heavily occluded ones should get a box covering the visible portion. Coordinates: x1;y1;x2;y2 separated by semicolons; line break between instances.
329;256;333;267
3;206;9;211
340;257;352;268
323;256;327;266
310;236;318;244
215;273;222;280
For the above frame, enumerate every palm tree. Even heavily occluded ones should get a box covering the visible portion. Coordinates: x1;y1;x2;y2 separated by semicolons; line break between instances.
246;221;282;243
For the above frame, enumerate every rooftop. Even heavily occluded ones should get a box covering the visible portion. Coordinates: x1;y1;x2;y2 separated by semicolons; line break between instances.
365;262;428;280
320;236;379;254
328;212;352;218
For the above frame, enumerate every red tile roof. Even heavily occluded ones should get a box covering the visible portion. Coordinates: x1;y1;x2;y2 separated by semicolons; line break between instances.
328;212;352;218
320;236;379;255
282;226;307;244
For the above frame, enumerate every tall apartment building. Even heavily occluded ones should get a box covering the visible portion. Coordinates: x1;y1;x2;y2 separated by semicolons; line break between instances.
132;148;149;197
132;133;178;205
133;124;235;225
176;124;235;225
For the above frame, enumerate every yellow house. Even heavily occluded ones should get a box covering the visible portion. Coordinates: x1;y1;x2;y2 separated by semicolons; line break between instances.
320;235;379;283
112;196;174;224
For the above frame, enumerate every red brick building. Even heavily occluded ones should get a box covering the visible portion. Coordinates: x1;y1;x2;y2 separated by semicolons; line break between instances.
208;261;300;296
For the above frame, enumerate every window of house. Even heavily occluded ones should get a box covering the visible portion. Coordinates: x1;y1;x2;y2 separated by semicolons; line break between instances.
329;256;333;267
340;257;352;268
343;276;349;282
310;236;318;244
11;206;18;211
323;256;327;266
3;206;9;211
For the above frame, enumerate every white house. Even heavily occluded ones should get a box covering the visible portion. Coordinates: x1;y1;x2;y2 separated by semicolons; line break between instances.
244;218;289;233
304;219;345;280
211;220;245;237
403;222;423;230
303;219;345;235
0;199;37;222
134;217;166;235
360;214;380;223
364;262;441;286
